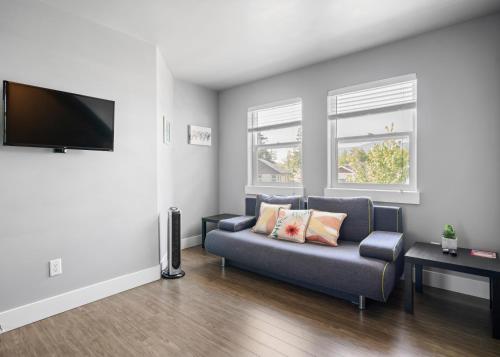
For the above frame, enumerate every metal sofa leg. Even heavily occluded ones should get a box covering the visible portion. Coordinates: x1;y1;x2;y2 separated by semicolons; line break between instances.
220;257;226;267
358;295;366;310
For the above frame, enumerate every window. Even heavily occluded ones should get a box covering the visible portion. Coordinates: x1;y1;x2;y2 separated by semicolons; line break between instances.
246;98;303;195
326;74;419;204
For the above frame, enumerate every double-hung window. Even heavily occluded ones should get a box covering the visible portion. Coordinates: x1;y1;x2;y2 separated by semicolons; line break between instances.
246;98;303;195
326;74;419;204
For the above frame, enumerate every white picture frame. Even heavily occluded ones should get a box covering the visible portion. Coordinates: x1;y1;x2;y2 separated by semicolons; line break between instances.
188;125;211;146
163;116;171;145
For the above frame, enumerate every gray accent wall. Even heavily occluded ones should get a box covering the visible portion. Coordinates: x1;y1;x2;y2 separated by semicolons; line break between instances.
0;1;220;313
173;80;219;239
0;1;163;312
219;13;500;254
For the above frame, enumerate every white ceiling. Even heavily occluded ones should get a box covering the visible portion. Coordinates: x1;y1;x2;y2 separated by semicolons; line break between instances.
41;0;500;90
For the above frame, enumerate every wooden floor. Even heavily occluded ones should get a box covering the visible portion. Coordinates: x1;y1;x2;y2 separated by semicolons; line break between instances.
1;247;499;357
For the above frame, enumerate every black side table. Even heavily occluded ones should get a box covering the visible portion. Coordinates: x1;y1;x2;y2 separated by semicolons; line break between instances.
201;214;239;248
404;242;500;339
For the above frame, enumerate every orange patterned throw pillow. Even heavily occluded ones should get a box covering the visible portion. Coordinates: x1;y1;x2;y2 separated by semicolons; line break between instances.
305;210;347;246
252;202;292;235
269;209;312;243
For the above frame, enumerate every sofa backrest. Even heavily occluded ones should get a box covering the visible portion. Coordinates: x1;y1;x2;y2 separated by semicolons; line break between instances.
244;196;402;237
373;205;402;233
307;196;373;242
254;194;304;218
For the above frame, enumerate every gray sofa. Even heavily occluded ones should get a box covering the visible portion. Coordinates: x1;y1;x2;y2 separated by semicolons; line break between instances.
205;195;404;309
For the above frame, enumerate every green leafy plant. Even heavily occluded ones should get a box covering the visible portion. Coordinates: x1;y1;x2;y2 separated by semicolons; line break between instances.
442;224;456;239
338;123;410;185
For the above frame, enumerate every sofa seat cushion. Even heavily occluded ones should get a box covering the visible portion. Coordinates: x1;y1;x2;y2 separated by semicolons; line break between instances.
307;196;374;242
205;228;396;302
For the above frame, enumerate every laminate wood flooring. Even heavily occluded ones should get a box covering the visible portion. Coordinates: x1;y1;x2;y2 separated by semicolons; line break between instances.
1;246;499;356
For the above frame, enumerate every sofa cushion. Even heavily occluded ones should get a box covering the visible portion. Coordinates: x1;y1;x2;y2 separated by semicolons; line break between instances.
307;196;373;242
255;194;303;218
269;209;312;243
205;228;396;302
373;205;403;233
305;210;347;246
252;202;291;235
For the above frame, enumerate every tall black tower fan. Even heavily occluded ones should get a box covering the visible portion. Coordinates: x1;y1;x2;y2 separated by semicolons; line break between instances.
161;207;185;279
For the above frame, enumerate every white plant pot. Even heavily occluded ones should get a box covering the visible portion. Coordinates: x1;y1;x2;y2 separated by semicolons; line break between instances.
441;236;457;250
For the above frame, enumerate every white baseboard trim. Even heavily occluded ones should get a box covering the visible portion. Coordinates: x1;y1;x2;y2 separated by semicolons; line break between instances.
0;265;160;334
181;235;202;249
422;269;490;300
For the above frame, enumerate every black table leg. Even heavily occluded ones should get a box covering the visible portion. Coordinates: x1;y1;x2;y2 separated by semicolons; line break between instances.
492;276;500;339
404;261;414;313
491;278;493;310
415;264;423;293
201;219;207;249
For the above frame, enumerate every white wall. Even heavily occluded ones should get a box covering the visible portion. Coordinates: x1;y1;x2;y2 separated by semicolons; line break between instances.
218;13;500;294
173;80;219;239
0;1;221;316
156;49;175;269
0;0;160;312
157;50;175;215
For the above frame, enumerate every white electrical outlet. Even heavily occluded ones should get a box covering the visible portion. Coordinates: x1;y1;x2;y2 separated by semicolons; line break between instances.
49;258;62;277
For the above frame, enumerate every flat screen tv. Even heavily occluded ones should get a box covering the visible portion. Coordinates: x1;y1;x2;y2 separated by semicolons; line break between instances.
3;81;115;152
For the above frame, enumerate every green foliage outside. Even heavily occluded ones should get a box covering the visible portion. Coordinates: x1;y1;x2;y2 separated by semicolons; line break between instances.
338;124;410;184
258;123;410;185
284;148;301;181
284;127;302;181
257;127;302;183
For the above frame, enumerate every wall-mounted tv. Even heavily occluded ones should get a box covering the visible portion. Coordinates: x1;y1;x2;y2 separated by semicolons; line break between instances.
3;81;115;152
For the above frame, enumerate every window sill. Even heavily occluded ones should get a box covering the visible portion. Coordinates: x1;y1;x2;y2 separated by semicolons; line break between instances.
324;187;420;205
245;185;305;196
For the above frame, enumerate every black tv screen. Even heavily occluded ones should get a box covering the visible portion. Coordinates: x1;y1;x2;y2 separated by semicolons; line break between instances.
3;81;114;151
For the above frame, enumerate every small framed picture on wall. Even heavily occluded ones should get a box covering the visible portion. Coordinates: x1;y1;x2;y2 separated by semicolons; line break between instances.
188;125;211;146
163;116;171;145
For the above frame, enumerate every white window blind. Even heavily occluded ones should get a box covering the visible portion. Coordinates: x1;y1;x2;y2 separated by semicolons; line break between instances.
248;100;302;131
328;77;417;117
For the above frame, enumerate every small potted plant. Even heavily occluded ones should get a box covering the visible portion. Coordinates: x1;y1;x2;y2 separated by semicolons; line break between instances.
442;224;457;256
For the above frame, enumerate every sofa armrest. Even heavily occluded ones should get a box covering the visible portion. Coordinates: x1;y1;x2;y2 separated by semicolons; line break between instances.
359;231;404;262
218;216;256;232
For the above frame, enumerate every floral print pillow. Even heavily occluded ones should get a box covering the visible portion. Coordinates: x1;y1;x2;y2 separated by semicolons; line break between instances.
269;209;312;243
252;202;292;235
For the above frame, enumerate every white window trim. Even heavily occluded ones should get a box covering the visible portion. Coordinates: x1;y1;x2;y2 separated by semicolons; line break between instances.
247;98;304;195
324;187;419;204
326;74;420;205
245;185;305;196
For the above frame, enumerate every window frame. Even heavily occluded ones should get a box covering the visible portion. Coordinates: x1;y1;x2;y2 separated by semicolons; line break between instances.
246;98;304;195
326;75;420;204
